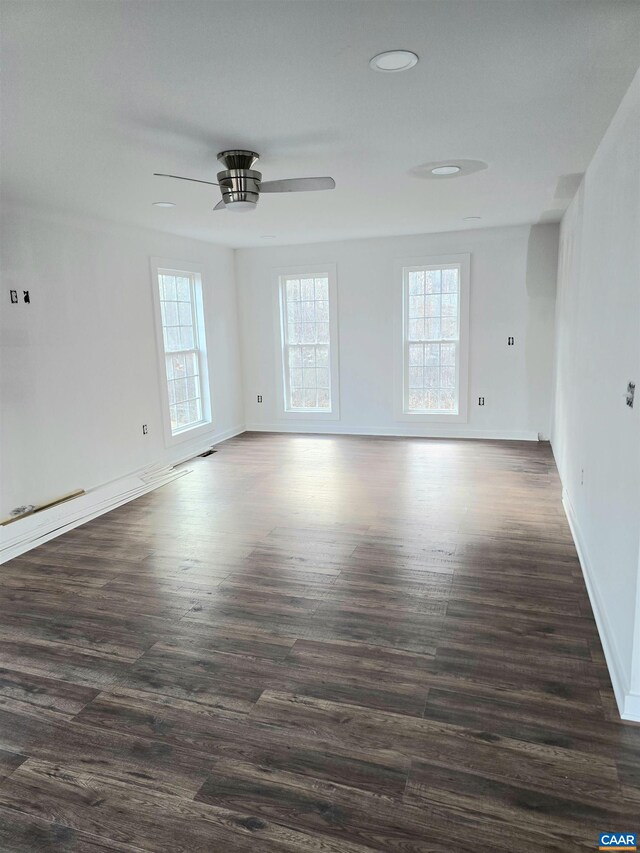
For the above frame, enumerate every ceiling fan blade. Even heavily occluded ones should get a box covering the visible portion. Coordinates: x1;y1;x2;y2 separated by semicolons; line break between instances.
259;177;335;193
213;200;226;211
154;173;219;187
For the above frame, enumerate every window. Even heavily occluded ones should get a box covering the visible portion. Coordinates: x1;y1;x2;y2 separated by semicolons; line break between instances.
151;260;212;442
277;265;339;416
399;255;469;421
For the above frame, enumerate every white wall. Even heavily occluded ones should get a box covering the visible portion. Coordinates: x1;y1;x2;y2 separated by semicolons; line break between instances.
552;68;640;720
0;206;244;519
236;224;559;441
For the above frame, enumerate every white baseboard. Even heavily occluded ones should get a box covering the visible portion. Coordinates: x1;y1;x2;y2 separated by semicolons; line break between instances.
245;423;539;441
166;424;246;467
562;488;640;722
0;424;247;564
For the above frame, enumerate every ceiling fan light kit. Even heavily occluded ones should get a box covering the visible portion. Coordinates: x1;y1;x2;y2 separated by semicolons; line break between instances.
216;150;261;211
154;149;335;214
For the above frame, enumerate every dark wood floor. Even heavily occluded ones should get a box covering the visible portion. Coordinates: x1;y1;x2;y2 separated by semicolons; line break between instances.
0;432;638;852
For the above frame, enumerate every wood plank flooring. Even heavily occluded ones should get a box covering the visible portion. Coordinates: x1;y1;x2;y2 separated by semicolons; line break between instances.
0;431;638;852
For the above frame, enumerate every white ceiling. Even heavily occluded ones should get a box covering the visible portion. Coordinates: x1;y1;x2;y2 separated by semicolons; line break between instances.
2;0;640;248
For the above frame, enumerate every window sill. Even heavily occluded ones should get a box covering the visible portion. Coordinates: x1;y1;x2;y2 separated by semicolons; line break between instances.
280;408;340;421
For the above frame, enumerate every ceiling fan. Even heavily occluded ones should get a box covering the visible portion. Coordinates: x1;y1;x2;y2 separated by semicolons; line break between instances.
154;150;335;213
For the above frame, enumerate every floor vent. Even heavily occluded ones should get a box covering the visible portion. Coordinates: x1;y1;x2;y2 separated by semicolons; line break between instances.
199;449;217;458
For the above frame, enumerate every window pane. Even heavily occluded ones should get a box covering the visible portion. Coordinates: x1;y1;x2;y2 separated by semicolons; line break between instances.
315;278;328;299
425;318;441;340
316;323;329;344
316;346;329;367
425;390;439;409
290;323;303;344
186;375;200;400
316;367;330;388
183;352;198;376
425;366;439;388
404;264;461;414
317;388;330;408
174;378;188;403
409;295;424;318
179;327;195;350
441;364;456;388
439;390;455;410
163;276;177;301
158;270;208;435
289;347;302;368
442;269;459;293
409;344;423;366
162;301;179;326
408;319;424;340
441;317;457;339
441;343;456;365
425;343;439;365
188;399;202;424
302;368;316;388
408;271;424;295
281;275;333;412
425;270;441;294
300;279;314;300
409;390;425;410
408;366;423;388
176;277;191;301
163;326;181;351
178;301;192;326
441;293;457;317
425;295;440;318
316;300;329;322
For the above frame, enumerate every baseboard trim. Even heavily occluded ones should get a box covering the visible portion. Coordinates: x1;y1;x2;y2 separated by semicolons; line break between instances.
245;423;539;441
561;488;639;722
0;425;247;564
167;424;247;467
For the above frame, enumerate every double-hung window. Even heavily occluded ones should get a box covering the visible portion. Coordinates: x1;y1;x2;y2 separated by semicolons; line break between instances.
399;255;470;421
277;265;339;417
151;260;212;442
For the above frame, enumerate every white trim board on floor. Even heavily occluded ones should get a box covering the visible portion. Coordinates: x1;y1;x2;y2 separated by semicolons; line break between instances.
562;488;640;722
245;423;540;441
0;425;245;564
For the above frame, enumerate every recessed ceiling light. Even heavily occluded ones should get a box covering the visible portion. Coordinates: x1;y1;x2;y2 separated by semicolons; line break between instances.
463;216;481;221
152;201;175;208
431;165;461;176
260;235;276;239
369;50;418;72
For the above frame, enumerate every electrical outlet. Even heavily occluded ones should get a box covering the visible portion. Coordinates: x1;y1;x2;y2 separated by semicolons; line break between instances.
257;395;263;403
9;290;17;304
581;468;584;486
507;336;514;346
626;381;635;408
23;291;30;304
478;396;485;406
142;424;148;435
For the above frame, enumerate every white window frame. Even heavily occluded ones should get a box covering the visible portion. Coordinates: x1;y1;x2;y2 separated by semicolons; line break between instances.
150;257;213;446
394;253;470;423
273;264;340;420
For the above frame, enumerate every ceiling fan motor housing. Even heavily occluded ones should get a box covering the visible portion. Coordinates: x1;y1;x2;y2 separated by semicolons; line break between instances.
217;150;261;210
